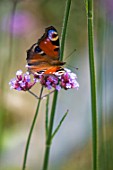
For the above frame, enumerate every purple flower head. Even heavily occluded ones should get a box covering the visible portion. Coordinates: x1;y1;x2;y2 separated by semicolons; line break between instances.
9;70;36;91
36;68;79;91
39;75;59;90
9;68;79;92
60;69;79;90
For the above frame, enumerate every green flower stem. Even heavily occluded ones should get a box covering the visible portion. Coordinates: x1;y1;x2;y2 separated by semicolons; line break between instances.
28;90;39;99
28;89;55;100
52;110;68;139
87;1;98;170
22;87;43;170
42;1;72;169
45;95;49;138
60;0;72;61
42;90;58;170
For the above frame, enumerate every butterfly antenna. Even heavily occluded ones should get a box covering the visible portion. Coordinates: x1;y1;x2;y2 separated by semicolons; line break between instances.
64;49;78;71
65;49;76;61
66;63;78;70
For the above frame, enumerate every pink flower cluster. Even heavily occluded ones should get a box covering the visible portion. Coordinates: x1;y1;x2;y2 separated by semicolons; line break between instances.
39;75;61;91
9;68;79;91
60;68;79;90
9;70;36;91
38;68;79;91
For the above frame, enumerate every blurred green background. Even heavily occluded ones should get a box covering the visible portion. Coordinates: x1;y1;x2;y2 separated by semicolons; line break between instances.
0;0;113;170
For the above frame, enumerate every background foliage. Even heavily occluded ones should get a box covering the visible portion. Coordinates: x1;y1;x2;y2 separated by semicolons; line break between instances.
0;0;113;170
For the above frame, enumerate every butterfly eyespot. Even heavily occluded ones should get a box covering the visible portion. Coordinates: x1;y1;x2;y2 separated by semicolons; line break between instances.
52;33;57;38
55;70;65;76
36;69;47;75
34;46;41;53
48;30;58;41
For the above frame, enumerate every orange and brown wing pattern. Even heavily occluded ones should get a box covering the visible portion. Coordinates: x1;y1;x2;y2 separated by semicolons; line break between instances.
26;26;65;75
38;26;60;59
26;43;51;73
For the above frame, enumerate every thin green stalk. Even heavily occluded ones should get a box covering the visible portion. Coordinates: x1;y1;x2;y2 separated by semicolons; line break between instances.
42;1;72;170
45;95;49;137
28;90;39;99
60;0;71;61
22;87;43;170
42;91;58;170
87;1;98;170
52;110;68;139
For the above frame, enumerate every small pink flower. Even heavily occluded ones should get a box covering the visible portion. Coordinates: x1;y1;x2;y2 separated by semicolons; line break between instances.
9;68;79;92
40;75;59;90
60;69;79;90
9;70;36;91
36;68;79;91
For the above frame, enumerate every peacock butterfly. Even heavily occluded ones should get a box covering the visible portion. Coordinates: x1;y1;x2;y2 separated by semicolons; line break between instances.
26;26;66;76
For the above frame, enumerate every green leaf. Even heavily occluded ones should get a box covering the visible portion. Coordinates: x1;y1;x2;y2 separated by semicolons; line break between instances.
51;110;69;139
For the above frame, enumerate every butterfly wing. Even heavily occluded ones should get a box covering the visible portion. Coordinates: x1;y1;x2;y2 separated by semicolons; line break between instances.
38;26;60;59
26;26;65;75
26;43;52;73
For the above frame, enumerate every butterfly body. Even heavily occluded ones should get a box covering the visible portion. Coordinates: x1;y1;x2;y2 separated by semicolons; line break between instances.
26;26;65;75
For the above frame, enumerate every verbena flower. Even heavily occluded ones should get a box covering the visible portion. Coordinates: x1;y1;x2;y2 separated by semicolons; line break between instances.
9;70;36;91
9;68;79;92
37;68;79;91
